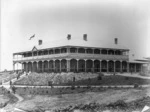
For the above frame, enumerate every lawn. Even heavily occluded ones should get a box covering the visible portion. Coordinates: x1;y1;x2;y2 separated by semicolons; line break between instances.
13;72;150;86
13;87;150;112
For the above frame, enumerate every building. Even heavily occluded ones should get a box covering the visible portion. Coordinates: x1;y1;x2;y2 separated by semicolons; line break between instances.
13;34;144;73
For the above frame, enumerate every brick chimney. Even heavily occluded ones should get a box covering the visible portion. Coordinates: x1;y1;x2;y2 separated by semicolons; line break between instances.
83;34;87;41
114;38;118;44
67;34;71;40
38;40;42;45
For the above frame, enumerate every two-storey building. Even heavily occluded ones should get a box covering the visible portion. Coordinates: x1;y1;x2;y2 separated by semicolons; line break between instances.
13;34;143;73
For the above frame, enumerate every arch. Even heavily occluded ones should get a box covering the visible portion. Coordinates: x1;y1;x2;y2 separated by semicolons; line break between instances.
43;61;48;72
115;61;121;72
108;50;115;55
61;48;67;53
49;49;54;54
70;59;77;72
94;60;100;72
108;60;114;72
86;60;93;72
86;48;93;54
94;49;100;54
43;50;48;55
78;48;85;53
23;62;27;72
70;48;77;53
33;62;37;72
38;61;43;72
49;60;53;72
61;59;67;72
101;60;107;72
55;60;60;72
78;59;85;72
28;62;32;72
115;50;121;55
122;61;127;72
101;49;107;54
55;49;60;54
38;51;43;56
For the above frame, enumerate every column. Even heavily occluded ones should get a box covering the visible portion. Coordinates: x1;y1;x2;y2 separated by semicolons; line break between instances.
31;61;33;72
120;61;122;73
22;63;24;71
67;47;70;53
99;49;101;54
85;59;87;72
99;60;101;72
77;59;79;72
107;60;109;73
53;60;55;72
36;61;39;72
114;60;116;73
59;59;62;72
47;60;49;72
135;63;136;72
127;62;129;72
92;59;94;72
67;59;70;72
42;61;44;72
13;62;15;71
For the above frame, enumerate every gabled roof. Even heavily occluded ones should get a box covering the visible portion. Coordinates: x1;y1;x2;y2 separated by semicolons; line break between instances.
14;38;129;54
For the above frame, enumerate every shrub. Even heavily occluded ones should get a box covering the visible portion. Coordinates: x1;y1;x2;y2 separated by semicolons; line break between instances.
125;77;129;80
71;85;75;90
134;83;139;88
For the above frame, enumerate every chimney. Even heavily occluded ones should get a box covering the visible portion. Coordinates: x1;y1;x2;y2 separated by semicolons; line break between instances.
38;40;42;45
83;34;87;41
114;38;118;44
67;34;71;40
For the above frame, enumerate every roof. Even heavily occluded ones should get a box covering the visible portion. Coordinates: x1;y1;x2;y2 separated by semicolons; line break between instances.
14;38;129;54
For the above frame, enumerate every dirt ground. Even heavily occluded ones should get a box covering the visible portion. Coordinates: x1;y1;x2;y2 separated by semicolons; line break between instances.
8;88;149;111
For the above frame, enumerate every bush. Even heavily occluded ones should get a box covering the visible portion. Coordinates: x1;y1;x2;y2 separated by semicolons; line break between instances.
125;77;129;80
134;83;139;88
71;85;75;90
97;76;102;80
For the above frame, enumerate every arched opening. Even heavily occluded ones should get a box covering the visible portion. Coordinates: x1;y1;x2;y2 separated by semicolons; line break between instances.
70;48;77;53
94;60;100;72
38;51;43;56
61;59;67;72
115;61;121;72
78;48;85;53
49;60;53;72
55;49;60;54
44;61;48;72
94;49;100;54
122;61;127;72
43;50;48;55
101;49;107;54
70;59;77;72
61;48;67;53
38;61;43;72
33;62;37;72
86;60;93;72
49;49;53;54
101;60;107;72
55;60;60;72
78;59;85;72
108;60;114;72
28;62;32;72
86;48;93;54
108;50;115;55
115;50;121;55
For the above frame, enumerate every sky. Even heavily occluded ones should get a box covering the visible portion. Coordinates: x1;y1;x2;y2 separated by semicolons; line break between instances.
0;0;150;71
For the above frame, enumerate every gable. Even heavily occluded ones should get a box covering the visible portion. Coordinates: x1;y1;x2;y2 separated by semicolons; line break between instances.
32;46;38;51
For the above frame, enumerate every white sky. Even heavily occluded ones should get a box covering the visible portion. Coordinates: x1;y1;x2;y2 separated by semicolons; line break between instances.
0;0;150;71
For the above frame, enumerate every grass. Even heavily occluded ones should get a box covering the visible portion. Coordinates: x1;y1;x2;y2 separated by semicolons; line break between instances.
14;73;150;86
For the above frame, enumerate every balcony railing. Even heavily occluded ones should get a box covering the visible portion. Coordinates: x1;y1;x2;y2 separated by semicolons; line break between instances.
13;53;128;62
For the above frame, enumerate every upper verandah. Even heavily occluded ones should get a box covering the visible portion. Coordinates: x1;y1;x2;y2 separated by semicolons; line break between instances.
13;35;129;55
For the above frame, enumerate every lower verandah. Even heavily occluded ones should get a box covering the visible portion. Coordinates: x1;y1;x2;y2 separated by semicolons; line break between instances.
14;59;142;73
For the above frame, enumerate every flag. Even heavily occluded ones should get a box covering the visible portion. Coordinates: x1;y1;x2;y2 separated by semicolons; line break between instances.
29;34;35;40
